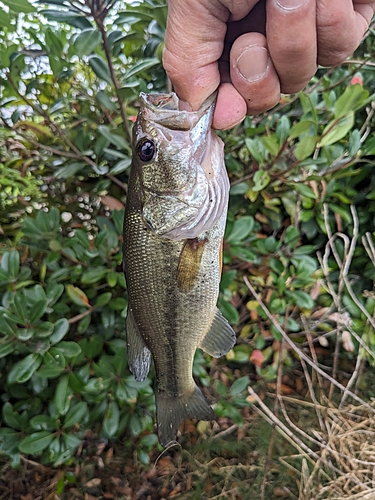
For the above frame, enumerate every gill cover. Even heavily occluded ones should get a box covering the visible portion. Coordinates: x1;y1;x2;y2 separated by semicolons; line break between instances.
133;92;229;240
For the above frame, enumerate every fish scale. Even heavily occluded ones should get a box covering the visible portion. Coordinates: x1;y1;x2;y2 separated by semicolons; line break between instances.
123;92;237;446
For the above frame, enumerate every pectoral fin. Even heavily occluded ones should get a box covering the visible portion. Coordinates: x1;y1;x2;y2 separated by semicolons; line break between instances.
177;238;207;292
199;308;236;358
126;307;151;381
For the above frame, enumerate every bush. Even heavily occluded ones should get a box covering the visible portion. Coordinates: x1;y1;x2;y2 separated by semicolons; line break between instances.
1;0;375;471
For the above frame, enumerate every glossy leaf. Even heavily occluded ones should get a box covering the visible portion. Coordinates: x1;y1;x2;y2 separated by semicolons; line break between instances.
102;401;119;438
74;28;101;57
319;112;354;147
50;319;69;345
64;402;88;428
226;216;254;244
2;0;36;13
7;354;42;384
54;375;72;416
19;431;54;454
88;55;113;85
66;285;90;308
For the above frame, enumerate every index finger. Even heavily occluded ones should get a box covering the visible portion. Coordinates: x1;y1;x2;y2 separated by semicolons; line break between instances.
163;0;228;111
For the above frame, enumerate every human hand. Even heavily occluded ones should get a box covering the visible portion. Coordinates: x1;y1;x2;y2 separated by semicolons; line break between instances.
163;0;375;130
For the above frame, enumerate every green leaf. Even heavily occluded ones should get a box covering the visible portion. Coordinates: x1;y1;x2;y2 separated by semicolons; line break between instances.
102;401;119;438
38;350;66;378
140;433;158;447
41;10;92;29
64;402;88;428
226;216;254;243
0;10;12;28
294;135;317;161
0;340;15;358
219;299;239;325
54;375;72;416
50;319;69;345
230;182;249;196
29;299;48;323
328;204;352;223
7;250;20;277
96;292;112;307
261;136;279;156
106;271;118;288
66;284;90;308
245;137;265;164
334;84;368;119
289;120;317;139
286;290;314;309
253;170;271;192
19;431;54;455
270;258;285;275
96;90;117;112
54;341;82;359
55;162;87;179
97;126;128;150
88;55;113;85
3;403;22;430
230;376;250;396
0;315;17;336
319;112;354;147
293;184;317;199
124;58;160;79
2;0;36;13
8;354;42;384
30;415;58;431
74;28;101;57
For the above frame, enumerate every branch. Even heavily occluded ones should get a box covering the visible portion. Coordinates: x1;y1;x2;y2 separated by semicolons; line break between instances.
243;276;375;413
94;16;132;141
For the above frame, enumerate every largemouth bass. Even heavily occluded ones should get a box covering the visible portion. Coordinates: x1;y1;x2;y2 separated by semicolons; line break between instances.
123;91;236;446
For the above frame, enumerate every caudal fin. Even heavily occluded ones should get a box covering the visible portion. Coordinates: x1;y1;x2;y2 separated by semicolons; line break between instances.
156;385;215;447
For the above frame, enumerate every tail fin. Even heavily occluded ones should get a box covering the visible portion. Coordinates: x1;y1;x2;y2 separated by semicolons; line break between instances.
156;385;215;447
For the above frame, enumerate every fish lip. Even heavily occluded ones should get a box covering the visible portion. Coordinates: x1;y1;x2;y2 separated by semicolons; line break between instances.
139;91;217;131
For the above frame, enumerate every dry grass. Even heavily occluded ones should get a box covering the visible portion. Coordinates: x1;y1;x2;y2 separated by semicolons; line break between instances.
244;205;375;500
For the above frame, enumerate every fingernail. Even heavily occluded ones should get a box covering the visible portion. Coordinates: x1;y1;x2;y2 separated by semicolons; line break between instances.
276;0;308;9
235;46;269;82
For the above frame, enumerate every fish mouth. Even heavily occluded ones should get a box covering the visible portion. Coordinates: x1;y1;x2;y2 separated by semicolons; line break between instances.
139;91;217;131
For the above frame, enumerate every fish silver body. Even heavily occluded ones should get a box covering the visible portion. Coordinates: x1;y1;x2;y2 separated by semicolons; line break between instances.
123;92;236;446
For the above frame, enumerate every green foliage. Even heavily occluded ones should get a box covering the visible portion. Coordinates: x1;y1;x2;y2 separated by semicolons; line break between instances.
1;0;375;474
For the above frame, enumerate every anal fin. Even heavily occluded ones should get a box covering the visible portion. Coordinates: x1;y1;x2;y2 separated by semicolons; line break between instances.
126;307;151;381
199;308;236;358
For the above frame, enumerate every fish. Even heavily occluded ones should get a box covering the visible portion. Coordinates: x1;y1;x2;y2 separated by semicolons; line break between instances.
122;91;236;447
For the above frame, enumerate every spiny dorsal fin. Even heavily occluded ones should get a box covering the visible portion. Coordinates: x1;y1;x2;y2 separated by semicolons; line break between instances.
126;307;151;381
199;308;236;358
177;238;207;293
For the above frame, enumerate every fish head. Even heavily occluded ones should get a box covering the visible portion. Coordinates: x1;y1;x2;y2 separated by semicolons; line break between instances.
131;92;229;240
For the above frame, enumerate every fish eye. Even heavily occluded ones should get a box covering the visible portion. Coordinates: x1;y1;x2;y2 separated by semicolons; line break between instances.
137;138;156;162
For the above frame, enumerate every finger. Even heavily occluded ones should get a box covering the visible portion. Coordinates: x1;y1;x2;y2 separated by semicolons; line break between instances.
212;83;248;130
317;0;375;66
163;0;228;111
163;0;261;112
266;0;317;94
229;32;281;116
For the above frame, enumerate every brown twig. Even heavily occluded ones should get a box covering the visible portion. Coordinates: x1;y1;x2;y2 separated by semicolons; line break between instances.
243;276;375;413
93;14;131;141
